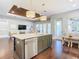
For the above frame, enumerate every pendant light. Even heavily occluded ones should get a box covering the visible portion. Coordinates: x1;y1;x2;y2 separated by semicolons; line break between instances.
26;11;35;18
26;0;35;18
40;16;47;21
40;3;47;21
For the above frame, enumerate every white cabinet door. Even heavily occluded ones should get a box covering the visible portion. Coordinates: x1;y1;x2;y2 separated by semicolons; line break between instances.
25;38;37;59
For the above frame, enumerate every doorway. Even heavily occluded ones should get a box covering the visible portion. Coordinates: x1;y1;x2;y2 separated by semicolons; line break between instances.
54;20;62;39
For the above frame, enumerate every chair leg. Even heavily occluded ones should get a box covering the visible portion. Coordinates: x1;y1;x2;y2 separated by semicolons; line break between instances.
68;42;70;47
71;42;72;48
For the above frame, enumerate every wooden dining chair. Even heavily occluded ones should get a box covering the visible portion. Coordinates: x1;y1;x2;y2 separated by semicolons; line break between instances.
62;37;65;45
62;36;72;48
68;35;72;47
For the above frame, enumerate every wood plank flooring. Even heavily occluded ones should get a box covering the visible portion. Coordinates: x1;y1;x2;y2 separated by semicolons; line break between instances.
0;38;79;59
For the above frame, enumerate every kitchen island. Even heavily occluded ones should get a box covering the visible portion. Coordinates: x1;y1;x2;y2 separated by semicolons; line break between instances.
13;33;52;59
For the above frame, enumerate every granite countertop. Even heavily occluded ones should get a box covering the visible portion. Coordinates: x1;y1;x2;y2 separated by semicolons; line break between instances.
12;33;51;40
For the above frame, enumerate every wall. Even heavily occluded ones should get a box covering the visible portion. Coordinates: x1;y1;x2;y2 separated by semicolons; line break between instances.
0;15;33;38
51;9;79;36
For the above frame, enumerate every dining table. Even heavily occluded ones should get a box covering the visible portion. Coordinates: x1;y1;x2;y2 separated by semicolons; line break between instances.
62;36;79;48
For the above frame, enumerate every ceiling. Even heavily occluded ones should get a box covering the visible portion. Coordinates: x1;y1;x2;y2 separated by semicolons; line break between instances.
0;0;79;16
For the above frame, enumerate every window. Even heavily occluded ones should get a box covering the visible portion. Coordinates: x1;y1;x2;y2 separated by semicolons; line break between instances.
68;19;79;33
0;21;9;35
36;23;51;34
39;24;43;33
47;23;51;34
43;24;47;33
36;24;40;32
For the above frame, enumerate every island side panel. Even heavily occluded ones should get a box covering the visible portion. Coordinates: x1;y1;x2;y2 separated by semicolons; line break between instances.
14;38;25;59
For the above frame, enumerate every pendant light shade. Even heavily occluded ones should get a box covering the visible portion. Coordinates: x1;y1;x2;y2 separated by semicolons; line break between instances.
40;16;47;21
26;11;35;18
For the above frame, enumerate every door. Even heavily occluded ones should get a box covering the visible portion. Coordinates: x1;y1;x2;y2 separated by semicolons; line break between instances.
54;20;62;39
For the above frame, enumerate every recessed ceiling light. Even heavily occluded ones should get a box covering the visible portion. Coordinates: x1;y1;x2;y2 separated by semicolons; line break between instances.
42;3;45;6
69;0;73;2
73;4;76;7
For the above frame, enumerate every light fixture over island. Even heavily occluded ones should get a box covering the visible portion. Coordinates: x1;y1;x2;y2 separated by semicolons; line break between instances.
9;5;47;21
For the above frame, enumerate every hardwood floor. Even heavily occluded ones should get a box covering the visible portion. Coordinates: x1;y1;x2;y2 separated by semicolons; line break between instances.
32;40;79;59
0;38;79;59
0;38;13;59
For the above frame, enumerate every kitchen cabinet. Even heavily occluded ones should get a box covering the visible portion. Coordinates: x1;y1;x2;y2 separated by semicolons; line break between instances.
48;35;52;47
13;34;52;59
25;38;37;59
42;36;48;50
38;37;43;53
38;35;52;53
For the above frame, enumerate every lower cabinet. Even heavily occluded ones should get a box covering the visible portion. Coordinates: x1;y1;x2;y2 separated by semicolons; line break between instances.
42;36;48;50
25;35;52;59
38;37;43;53
38;35;52;53
14;35;52;59
48;35;52;47
25;38;37;59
